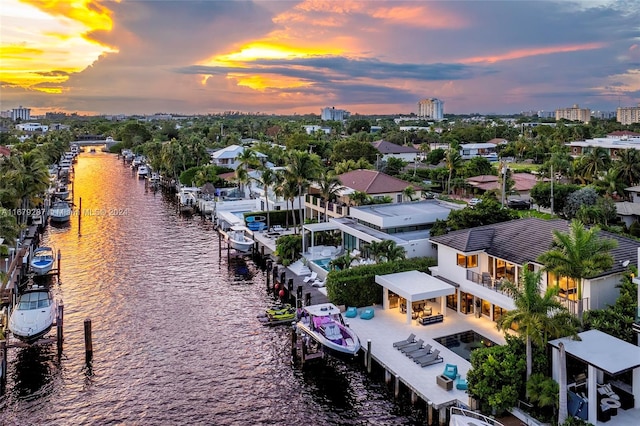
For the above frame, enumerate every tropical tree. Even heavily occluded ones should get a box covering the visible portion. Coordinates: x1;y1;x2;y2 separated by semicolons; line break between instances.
0;208;20;245
333;158;373;174
497;265;576;384
348;190;370;206
275;170;299;230
575;147;610;183
316;170;345;222
613;148;640;188
235;148;259;196
384;241;406;262
537;220;618;319
402;186;416;201
286;150;321;231
445;148;462;195
254;167;276;230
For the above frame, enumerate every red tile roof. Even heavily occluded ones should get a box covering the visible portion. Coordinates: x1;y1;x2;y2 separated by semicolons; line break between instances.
466;173;539;192
338;169;416;194
0;145;10;157
608;130;640;137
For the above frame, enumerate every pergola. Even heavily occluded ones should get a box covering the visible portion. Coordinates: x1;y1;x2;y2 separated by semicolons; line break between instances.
549;330;640;424
375;270;455;324
301;222;340;254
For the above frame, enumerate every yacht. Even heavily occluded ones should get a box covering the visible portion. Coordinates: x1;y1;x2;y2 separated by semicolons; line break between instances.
8;285;56;343
296;303;360;358
50;200;72;223
137;165;149;178
226;226;254;253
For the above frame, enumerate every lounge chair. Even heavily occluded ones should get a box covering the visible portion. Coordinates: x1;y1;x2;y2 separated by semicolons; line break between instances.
399;339;425;354
407;344;432;359
455;375;468;390
345;307;358;318
393;333;416;348
360;308;374;320
415;349;442;367
303;272;318;283
311;279;325;288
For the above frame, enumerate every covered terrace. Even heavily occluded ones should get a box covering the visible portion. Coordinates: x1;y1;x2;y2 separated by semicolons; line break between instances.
549;330;640;425
376;270;455;324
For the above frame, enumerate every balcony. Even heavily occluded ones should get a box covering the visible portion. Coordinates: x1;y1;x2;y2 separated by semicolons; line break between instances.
466;270;512;296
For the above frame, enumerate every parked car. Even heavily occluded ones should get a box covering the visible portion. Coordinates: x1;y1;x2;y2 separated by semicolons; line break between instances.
468;198;482;207
507;198;531;210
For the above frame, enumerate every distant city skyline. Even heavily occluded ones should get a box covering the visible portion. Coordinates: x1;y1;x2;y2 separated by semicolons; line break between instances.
1;1;639;116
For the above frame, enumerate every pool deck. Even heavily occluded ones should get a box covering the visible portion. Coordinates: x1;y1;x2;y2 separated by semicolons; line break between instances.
346;305;507;410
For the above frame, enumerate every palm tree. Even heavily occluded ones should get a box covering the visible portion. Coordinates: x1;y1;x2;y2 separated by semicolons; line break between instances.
497;265;576;385
285;150;321;231
445;148;462;195
348;190;370;206
614;148;640;188
0;207;20;245
576;147;610;183
235;148;258;196
595;167;626;198
402;186;416;202
254;167;276;229
537;220;617;319
384;241;406;262
316;170;345;222
275;171;298;230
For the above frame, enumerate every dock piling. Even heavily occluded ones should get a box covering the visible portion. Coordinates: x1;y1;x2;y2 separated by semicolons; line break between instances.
304;292;311;307
394;375;400;398
0;338;7;394
84;318;93;364
78;197;82;236
428;402;433;426
56;302;64;355
366;340;372;373
57;249;62;278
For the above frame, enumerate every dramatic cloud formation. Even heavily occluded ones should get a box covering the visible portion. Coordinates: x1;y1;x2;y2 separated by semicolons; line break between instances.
1;0;639;115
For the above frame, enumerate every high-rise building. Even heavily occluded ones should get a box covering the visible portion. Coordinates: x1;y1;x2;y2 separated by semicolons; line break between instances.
555;104;591;123
417;98;444;120
321;107;349;121
617;104;640;125
11;106;31;121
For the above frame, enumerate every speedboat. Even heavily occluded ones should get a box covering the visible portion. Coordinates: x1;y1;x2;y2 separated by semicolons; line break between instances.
296;303;360;358
226;226;254;253
137;165;149;178
449;407;504;426
177;186;199;214
54;184;69;200
50;200;72;223
30;247;55;275
8;285;56;343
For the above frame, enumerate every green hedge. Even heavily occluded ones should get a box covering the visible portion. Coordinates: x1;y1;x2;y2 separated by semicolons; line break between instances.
326;257;437;307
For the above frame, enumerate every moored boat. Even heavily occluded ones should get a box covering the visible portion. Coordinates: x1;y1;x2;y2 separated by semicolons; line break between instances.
257;303;296;326
30;247;55;275
8;285;56;343
137;165;149;178
449;407;503;426
296;303;360;358
50;200;72;223
226;226;254;252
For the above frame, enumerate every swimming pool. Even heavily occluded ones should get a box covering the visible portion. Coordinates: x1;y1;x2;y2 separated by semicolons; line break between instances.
311;258;331;271
434;330;498;361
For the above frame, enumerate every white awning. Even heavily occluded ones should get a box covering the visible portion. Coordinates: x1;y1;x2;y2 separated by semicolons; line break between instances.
549;329;640;375
303;222;340;232
375;270;455;302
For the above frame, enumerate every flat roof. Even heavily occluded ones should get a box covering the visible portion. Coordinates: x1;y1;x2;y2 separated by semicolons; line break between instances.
303;222;340;233
375;270;455;302
549;329;640;375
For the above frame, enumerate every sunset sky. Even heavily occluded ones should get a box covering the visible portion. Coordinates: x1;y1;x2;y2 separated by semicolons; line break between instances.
1;0;639;116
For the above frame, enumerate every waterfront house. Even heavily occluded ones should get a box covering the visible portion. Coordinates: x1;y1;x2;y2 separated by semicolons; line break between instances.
305;169;422;222
209;144;268;170
428;217;639;320
302;200;460;275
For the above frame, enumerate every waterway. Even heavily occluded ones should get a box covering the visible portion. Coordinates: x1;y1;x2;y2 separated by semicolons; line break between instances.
1;152;422;425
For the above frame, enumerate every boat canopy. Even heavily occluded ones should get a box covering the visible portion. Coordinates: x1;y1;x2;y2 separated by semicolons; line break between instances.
17;291;52;310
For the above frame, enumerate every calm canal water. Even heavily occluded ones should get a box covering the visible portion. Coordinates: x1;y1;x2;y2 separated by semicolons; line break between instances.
2;152;422;425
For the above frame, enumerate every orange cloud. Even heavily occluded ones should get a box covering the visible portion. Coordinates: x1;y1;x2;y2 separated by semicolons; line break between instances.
371;5;468;29
461;42;607;64
22;0;115;32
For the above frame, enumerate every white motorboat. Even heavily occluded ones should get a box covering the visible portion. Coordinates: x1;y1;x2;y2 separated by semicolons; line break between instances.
50;200;72;223
177;186;199;214
449;407;503;426
8;285;56;343
137;165;149;178
296;303;361;358
30;247;55;275
226;226;254;253
54;184;70;200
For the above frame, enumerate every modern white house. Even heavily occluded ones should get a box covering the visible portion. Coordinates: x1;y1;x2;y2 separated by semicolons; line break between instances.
567;137;640;159
459;142;498;160
209;144;268;170
15;122;49;132
428;217;639;320
302;199;460;268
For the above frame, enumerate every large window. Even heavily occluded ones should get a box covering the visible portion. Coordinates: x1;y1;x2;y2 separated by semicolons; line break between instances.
548;272;577;300
457;253;478;268
447;290;458;310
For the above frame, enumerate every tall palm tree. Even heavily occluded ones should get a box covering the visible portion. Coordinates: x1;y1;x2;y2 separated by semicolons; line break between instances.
235;148;258;196
275;171;298;230
445;148;462;195
285;150;321;231
0;207;20;245
595;167;626;198
497;265;575;384
402;186;416;202
316;170;345;222
254;167;276;229
537;220;617;319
